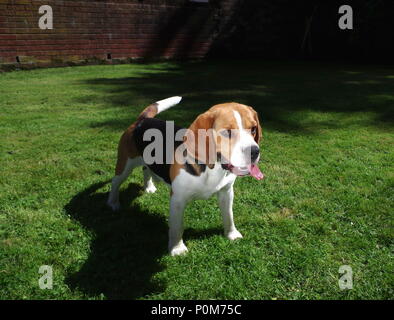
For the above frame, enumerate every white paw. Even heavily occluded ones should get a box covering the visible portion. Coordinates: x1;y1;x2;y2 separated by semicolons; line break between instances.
226;229;243;241
169;242;188;256
107;200;120;211
144;184;157;194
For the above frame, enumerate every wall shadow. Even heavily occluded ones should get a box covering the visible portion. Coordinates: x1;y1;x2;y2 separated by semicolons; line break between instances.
78;60;394;134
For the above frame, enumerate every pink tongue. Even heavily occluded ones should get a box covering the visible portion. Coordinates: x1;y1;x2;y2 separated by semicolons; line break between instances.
249;164;264;180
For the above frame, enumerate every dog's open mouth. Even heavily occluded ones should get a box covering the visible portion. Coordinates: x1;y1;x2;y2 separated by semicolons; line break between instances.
222;163;264;180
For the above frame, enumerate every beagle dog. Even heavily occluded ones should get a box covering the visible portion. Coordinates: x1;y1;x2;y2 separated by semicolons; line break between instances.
107;97;264;256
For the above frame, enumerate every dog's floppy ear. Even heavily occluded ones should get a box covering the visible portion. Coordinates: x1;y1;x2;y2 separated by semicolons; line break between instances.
249;107;262;144
184;111;216;168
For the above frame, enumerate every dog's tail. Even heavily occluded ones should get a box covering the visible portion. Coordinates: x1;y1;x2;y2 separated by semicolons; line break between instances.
136;96;182;121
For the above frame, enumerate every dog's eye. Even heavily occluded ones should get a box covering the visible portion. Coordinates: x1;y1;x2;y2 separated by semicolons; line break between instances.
251;126;257;135
221;129;232;138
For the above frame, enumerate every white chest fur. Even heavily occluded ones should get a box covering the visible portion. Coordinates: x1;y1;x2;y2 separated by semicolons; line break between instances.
172;163;236;201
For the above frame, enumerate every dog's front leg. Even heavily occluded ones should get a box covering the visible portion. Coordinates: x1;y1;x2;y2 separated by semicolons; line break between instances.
217;184;243;240
168;194;188;256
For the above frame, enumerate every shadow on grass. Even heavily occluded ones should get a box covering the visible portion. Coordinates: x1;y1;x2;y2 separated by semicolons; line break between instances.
78;60;394;132
64;181;168;299
64;180;224;299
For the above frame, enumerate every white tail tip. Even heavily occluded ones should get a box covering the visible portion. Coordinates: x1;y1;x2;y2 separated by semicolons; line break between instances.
156;96;182;113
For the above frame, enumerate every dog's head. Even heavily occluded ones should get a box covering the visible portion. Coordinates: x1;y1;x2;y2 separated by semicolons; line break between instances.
184;103;264;180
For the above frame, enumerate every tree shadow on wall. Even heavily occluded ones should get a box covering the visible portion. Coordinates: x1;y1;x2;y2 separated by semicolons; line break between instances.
141;3;214;59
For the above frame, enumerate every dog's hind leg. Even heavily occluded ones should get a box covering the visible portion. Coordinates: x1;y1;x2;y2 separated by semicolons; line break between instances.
107;157;142;211
143;166;157;193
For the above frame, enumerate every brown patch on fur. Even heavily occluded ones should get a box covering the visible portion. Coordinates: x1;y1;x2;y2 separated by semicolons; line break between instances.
114;102;159;175
247;106;262;144
184;110;216;168
136;103;158;121
186;162;205;175
169;162;184;182
114;126;139;175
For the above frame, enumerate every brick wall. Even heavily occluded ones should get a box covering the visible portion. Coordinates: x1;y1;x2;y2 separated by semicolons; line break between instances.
0;0;237;68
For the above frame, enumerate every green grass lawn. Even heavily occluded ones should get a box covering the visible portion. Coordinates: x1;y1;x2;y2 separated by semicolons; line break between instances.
0;60;393;300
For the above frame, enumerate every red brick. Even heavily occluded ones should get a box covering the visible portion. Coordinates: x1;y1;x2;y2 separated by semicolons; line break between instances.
0;0;223;67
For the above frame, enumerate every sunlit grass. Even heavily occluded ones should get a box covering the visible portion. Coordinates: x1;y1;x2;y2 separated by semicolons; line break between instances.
0;61;393;299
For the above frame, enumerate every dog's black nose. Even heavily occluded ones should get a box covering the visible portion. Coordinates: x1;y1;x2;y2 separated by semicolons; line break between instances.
248;145;260;162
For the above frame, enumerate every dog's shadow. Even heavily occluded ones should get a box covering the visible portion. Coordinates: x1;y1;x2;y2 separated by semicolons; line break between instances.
64;181;169;299
64;180;222;299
